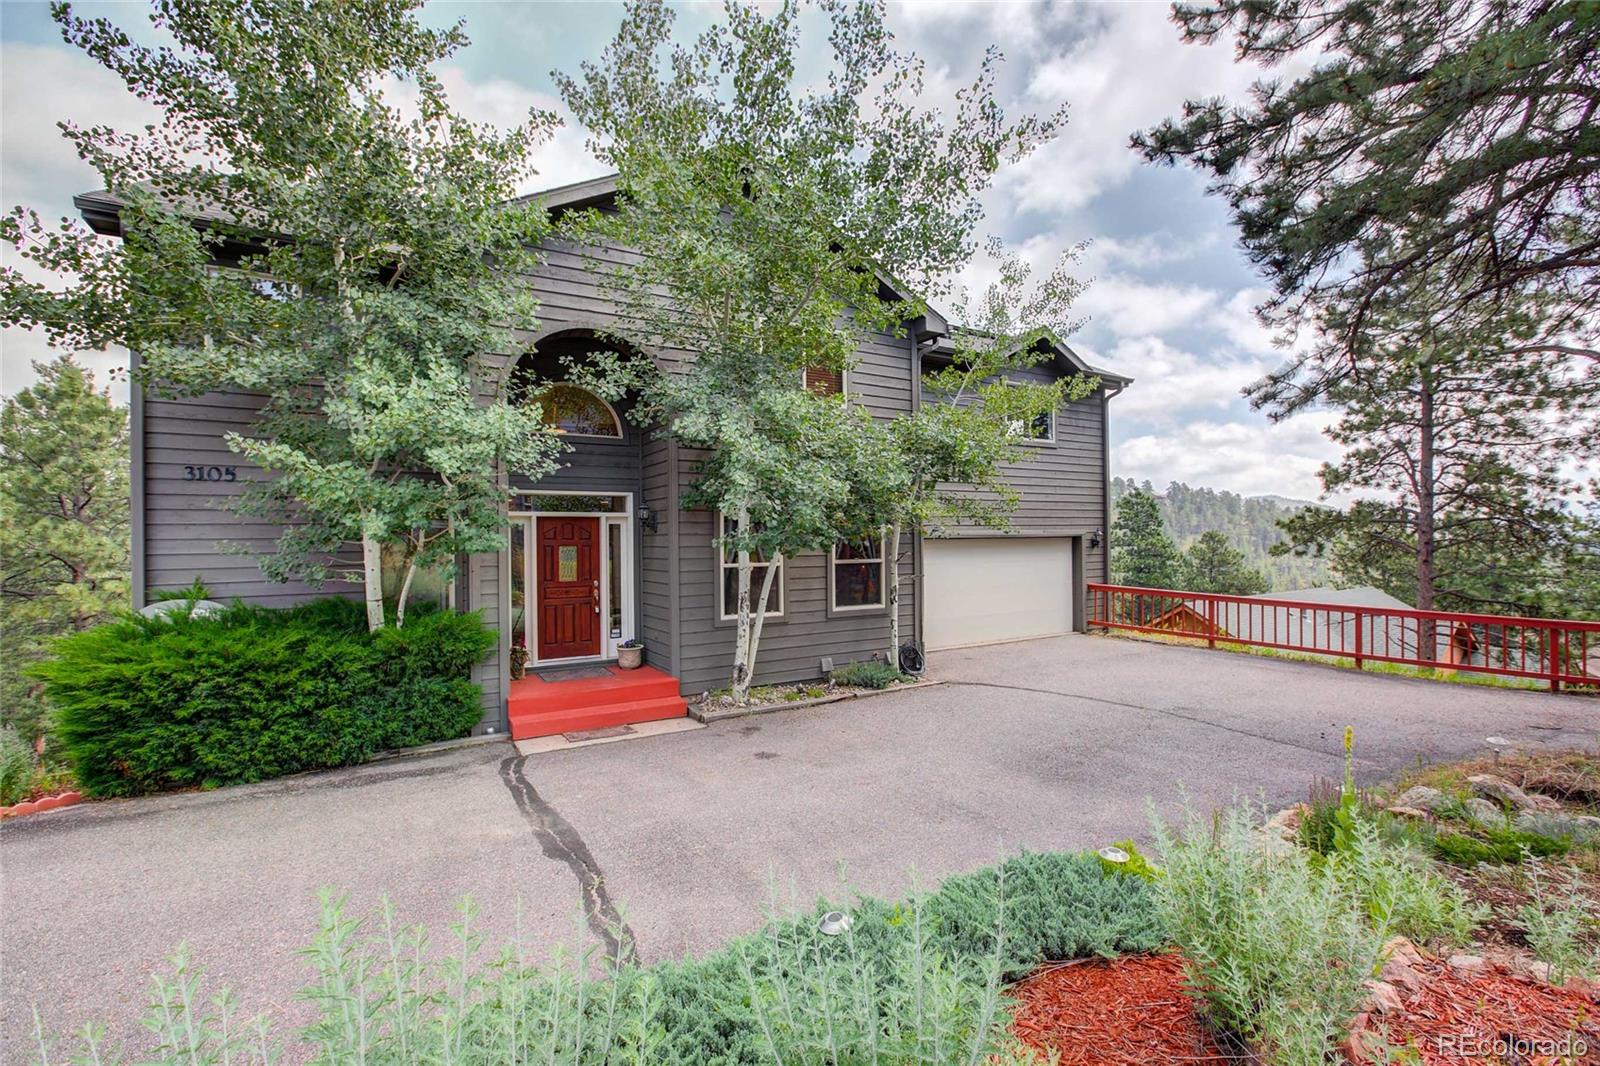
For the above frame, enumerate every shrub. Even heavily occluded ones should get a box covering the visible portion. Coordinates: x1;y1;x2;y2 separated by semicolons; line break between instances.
0;724;36;806
1334;821;1482;946
1430;826;1571;866
34;598;493;797
831;659;904;689
1515;859;1599;985
1151;799;1390;1066
33;849;1157;1064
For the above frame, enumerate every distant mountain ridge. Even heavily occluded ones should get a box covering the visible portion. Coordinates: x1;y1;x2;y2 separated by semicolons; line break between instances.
1110;477;1333;592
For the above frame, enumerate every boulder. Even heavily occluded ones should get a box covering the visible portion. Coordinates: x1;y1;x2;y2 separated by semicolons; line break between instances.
1393;785;1446;812
1468;773;1560;813
1462;797;1506;828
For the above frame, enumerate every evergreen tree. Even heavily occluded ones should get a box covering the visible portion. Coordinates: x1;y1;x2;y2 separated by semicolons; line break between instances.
1111;490;1182;589
1137;0;1600;398
1181;531;1268;595
1;357;129;744
1272;284;1596;617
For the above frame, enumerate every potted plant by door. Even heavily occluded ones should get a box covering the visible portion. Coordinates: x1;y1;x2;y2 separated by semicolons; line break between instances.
510;641;529;680
617;639;644;670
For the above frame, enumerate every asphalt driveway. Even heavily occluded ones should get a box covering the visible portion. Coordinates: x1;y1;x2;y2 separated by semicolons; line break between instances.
4;633;1593;1056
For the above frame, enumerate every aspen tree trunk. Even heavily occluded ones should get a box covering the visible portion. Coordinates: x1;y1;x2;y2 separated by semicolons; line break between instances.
361;532;386;631
745;552;783;694
395;556;418;629
731;502;755;703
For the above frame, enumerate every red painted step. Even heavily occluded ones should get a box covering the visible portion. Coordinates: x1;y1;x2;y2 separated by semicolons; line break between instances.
508;664;688;740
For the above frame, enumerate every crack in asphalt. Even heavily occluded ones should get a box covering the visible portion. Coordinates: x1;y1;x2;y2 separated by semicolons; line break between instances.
942;679;1342;759
498;754;637;964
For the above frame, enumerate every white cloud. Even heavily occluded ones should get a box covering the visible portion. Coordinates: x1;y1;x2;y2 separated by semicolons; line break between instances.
1076;274;1218;338
1114;414;1340;500
1099;334;1266;426
0;326;129;405
0;42;165;217
995;5;1265;216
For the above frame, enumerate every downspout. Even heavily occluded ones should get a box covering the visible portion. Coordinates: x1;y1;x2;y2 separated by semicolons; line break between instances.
128;348;146;610
910;322;925;655
1099;382;1125;585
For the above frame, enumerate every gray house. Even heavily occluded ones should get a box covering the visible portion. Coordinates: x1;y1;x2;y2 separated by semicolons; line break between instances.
78;173;1130;739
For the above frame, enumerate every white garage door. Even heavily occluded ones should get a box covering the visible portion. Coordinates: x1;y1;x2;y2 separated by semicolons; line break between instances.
923;537;1073;651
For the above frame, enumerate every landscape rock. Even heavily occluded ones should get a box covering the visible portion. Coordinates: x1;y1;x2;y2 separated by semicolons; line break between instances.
1251;827;1299;857
1379;937;1429;995
1447;953;1487;976
1340;1014;1380;1065
1468;773;1561;813
1384;805;1434;821
1393;785;1446;812
1462;797;1506;827
1362;979;1406;1015
1263;805;1304;841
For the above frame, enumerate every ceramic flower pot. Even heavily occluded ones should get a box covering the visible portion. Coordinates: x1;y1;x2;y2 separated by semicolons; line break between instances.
617;645;644;670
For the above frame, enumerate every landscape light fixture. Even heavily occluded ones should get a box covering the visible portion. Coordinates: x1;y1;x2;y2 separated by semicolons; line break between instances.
1097;846;1129;865
1486;736;1510;767
817;911;852;936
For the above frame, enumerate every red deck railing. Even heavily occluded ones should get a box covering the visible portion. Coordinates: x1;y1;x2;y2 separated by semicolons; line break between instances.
1086;583;1600;692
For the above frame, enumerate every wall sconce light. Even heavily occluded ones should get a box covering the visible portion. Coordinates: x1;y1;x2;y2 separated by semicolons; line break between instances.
1089;528;1103;549
638;506;659;533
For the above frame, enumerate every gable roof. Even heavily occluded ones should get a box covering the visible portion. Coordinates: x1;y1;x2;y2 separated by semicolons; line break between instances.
922;328;1132;387
74;172;1126;385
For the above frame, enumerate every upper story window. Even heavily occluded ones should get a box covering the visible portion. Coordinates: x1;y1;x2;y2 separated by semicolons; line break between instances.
717;512;784;620
535;383;622;438
831;537;886;611
803;365;845;397
1011;410;1055;443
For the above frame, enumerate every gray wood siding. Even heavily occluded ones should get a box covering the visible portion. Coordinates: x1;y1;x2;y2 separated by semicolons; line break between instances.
639;432;674;675
921;370;1111;584
141;390;362;606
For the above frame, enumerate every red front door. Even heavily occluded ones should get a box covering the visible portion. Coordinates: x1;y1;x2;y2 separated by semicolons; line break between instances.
536;516;600;660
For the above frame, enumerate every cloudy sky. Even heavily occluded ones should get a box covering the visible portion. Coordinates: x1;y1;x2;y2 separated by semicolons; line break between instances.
0;0;1342;501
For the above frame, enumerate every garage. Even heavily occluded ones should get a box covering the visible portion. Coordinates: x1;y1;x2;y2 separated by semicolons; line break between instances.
922;536;1074;651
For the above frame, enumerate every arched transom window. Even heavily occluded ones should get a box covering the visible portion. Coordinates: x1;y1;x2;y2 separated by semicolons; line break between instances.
535;383;622;438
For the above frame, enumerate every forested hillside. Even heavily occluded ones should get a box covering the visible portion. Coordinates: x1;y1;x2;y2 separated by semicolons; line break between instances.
1110;478;1332;591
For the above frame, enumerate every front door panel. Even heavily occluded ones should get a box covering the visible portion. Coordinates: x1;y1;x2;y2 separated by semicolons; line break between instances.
536;516;600;660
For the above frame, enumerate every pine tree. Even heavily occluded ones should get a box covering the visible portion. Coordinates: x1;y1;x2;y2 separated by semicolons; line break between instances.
1111;490;1182;590
1181;531;1268;595
1;357;129;744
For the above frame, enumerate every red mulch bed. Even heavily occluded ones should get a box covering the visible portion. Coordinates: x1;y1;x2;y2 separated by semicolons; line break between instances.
1358;960;1600;1065
1009;952;1600;1066
1009;952;1238;1065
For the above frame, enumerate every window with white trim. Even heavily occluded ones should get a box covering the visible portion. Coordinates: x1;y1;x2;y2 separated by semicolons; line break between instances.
830;537;886;611
1010;410;1055;443
717;512;783;620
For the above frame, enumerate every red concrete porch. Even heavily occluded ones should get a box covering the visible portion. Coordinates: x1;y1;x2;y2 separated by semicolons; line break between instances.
507;664;689;740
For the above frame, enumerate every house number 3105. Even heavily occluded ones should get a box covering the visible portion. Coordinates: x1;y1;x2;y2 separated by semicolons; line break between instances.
183;465;237;483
